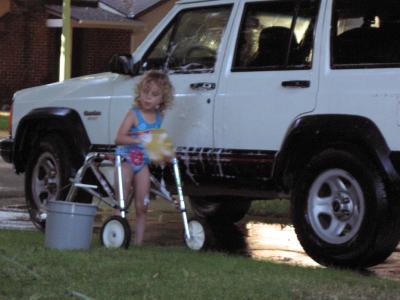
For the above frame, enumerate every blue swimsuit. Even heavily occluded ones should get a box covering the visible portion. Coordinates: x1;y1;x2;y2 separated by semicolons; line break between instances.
116;108;162;174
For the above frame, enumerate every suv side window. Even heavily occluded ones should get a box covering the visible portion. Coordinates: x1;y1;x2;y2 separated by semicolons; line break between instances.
141;6;232;74
233;0;319;71
332;0;400;68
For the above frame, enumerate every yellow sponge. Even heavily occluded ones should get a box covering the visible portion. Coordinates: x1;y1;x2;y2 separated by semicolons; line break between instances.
141;129;175;164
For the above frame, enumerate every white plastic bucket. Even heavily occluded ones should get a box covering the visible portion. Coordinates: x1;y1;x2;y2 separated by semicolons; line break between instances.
45;200;97;250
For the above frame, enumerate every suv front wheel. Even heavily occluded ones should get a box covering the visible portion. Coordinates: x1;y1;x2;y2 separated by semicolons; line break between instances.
292;149;400;268
25;135;72;230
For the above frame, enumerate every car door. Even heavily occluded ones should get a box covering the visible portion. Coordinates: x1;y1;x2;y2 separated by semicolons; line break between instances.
109;3;235;151
213;0;322;180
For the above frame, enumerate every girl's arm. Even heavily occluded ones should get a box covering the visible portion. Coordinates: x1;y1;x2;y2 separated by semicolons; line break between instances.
115;110;141;145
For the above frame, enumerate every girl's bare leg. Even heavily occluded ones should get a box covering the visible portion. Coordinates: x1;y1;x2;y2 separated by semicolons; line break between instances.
133;165;150;245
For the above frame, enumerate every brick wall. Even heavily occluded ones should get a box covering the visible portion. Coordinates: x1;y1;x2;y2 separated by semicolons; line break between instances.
0;4;131;107
0;6;60;106
73;28;131;77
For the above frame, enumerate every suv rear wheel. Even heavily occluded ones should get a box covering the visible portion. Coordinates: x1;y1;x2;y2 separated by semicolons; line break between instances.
292;149;400;268
189;196;251;224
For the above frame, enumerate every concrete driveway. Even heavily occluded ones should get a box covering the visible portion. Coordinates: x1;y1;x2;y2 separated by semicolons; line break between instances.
0;156;24;202
0;156;32;229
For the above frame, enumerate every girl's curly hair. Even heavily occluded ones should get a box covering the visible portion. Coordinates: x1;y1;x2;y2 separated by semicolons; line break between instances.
134;70;174;112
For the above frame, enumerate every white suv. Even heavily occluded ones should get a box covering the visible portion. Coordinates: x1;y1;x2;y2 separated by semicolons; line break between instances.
2;0;400;268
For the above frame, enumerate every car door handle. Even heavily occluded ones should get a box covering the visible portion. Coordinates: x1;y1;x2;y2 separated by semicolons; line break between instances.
190;82;216;91
281;80;310;88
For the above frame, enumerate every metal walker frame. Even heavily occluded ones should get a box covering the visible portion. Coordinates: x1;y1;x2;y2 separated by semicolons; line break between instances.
65;152;201;249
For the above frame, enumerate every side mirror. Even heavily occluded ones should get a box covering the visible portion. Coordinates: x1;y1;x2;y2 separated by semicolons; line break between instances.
109;54;139;75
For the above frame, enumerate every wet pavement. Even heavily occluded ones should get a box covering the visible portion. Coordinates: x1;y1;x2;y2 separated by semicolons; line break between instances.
0;208;35;230
0;150;32;230
1;156;400;281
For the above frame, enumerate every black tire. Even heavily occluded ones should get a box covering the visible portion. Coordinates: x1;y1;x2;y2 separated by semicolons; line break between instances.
207;222;247;254
291;149;400;268
189;196;251;224
25;135;73;231
184;218;247;254
100;216;131;249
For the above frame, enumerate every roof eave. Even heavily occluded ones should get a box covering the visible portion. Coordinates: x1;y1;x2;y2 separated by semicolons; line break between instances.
73;19;144;30
46;18;144;31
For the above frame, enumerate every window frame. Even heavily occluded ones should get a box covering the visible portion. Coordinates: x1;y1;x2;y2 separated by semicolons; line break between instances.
330;0;400;70
231;0;320;73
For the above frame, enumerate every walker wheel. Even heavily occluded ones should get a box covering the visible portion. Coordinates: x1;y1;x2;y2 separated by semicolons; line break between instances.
100;216;131;249
185;218;213;251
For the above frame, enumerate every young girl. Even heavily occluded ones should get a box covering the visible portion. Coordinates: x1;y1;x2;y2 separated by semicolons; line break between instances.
115;70;173;246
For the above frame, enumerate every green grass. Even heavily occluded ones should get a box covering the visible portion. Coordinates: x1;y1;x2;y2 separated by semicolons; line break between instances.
0;112;8;131
1;230;400;300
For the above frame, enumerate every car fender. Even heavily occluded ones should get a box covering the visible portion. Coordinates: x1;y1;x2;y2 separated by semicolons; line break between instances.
273;114;400;192
13;107;90;172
